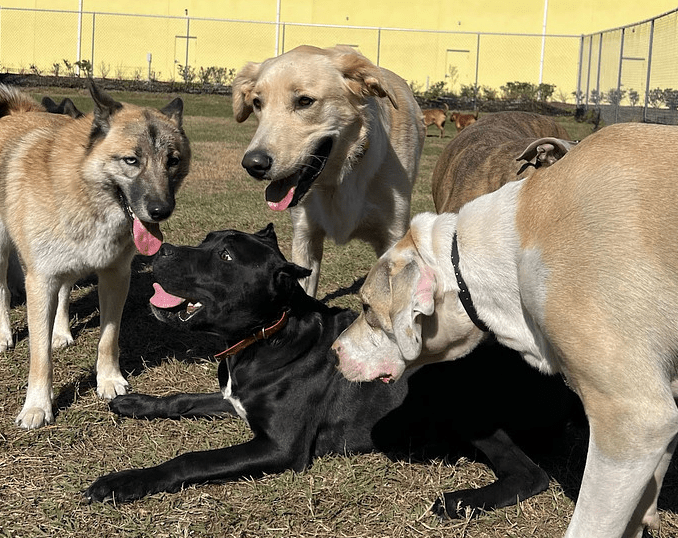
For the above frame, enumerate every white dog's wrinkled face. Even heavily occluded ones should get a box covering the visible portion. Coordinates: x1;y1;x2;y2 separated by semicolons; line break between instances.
232;45;397;211
332;225;484;383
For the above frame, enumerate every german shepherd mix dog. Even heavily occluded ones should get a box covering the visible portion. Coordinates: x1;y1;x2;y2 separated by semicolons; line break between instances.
85;225;577;511
0;84;191;429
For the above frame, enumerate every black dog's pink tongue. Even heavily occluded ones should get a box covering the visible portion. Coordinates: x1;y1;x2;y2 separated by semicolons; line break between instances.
150;283;185;308
133;218;163;256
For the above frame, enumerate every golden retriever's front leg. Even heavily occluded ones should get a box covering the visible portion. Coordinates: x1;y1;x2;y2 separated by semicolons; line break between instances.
15;272;58;429
95;265;131;400
290;211;325;297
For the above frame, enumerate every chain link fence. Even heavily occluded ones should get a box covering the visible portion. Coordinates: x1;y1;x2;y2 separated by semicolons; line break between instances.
577;7;678;125
0;6;582;103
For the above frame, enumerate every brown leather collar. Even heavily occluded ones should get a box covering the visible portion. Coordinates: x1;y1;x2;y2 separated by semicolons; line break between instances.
214;310;289;359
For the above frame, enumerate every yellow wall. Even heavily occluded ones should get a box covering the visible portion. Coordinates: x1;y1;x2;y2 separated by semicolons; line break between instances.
1;1;676;101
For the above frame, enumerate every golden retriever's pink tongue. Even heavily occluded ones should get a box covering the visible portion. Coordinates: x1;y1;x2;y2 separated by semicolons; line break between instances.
133;218;163;256
150;283;185;308
266;183;295;211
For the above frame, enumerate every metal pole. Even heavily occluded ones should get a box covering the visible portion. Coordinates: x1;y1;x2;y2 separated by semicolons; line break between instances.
576;34;584;106
376;27;381;66
185;12;190;71
585;34;593;107
275;0;281;56
595;32;603;103
539;0;549;85
643;18;655;122
91;12;95;73
76;0;83;76
615;27;625;122
474;32;480;106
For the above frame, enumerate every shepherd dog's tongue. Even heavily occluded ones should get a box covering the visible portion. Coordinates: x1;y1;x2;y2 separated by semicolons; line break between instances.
266;180;296;211
150;283;185;308
133;218;163;256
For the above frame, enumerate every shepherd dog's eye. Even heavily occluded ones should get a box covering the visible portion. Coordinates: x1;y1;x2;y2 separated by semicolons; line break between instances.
220;249;232;261
123;156;138;166
167;156;180;167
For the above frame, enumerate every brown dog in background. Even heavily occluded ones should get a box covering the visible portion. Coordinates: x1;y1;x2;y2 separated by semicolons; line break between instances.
451;110;478;132
432;111;575;213
0;83;190;429
422;103;448;137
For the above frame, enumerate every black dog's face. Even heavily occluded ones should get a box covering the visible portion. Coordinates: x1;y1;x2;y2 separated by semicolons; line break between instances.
150;224;311;339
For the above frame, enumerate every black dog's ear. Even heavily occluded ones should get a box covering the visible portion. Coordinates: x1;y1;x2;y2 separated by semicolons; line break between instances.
87;79;123;144
256;223;276;239
274;262;312;291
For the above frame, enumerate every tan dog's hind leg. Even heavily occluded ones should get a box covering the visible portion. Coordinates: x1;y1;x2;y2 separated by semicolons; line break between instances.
15;272;58;429
51;283;74;349
0;232;14;351
95;265;131;399
564;388;678;538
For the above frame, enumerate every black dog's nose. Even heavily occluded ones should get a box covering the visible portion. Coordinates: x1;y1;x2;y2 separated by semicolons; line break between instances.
242;150;272;179
148;201;174;222
156;243;175;257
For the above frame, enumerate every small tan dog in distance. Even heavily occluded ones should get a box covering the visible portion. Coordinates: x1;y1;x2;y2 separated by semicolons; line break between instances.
334;123;678;538
422;103;448;137
0;83;190;429
232;45;425;297
451;110;478;131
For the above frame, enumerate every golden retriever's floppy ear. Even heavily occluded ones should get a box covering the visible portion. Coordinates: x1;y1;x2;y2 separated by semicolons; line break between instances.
232;61;261;123
331;47;398;109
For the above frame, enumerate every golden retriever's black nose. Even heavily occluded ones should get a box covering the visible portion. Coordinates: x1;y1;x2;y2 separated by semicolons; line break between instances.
242;150;272;179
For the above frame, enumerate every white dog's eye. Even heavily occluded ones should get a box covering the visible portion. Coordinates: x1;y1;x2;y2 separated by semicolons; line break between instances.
297;96;315;108
122;156;139;166
252;98;262;110
220;249;232;261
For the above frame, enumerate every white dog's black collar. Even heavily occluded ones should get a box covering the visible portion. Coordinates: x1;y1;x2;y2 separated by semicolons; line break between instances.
451;232;490;332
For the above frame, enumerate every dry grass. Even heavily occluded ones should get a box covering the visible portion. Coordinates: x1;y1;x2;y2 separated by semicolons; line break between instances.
1;89;674;537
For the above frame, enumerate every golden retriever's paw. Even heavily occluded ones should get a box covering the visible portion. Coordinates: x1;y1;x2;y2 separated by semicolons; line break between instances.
51;329;74;349
15;406;54;429
96;376;130;401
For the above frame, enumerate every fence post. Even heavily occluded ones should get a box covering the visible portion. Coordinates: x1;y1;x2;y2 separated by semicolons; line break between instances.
595;32;603;106
474;33;480;108
376;27;381;66
576;34;584;106
585;35;593;107
91;12;96;72
643;18;655;122
615;27;625;123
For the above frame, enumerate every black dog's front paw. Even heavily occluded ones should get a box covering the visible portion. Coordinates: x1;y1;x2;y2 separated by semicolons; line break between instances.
84;468;157;503
109;393;159;418
431;491;482;520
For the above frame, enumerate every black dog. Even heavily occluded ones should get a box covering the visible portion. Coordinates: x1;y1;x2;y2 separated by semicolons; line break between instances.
85;224;578;516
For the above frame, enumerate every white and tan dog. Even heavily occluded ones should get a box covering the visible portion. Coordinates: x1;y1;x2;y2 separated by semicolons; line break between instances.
233;45;426;296
333;122;678;538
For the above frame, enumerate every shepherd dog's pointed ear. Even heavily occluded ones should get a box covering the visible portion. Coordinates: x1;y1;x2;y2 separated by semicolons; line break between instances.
160;97;184;129
87;79;122;144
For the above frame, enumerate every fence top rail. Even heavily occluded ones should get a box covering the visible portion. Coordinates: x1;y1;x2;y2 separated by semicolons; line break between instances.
0;5;581;39
583;6;678;37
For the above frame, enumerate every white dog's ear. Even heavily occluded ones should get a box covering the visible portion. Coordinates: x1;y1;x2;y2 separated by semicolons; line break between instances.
390;261;436;361
332;49;398;109
516;137;577;167
232;62;261;123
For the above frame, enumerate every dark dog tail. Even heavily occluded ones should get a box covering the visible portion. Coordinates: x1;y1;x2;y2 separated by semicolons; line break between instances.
0;84;43;118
